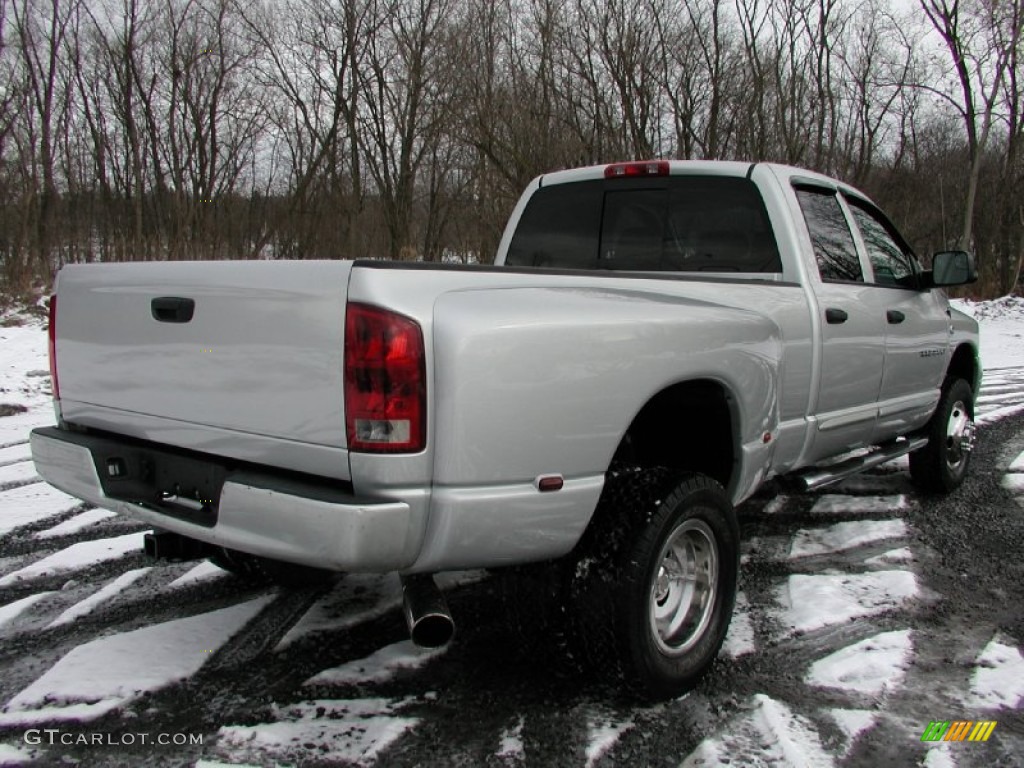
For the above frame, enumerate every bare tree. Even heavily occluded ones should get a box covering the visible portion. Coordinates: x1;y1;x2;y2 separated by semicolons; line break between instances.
358;0;456;259
919;0;1014;257
11;0;80;281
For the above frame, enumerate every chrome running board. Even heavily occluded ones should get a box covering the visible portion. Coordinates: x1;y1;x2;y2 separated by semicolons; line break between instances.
792;436;929;492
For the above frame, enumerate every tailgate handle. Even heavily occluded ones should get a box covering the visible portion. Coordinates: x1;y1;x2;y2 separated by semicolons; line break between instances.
151;297;195;323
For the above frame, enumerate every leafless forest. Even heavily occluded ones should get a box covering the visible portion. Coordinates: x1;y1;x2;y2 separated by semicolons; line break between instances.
0;0;1021;297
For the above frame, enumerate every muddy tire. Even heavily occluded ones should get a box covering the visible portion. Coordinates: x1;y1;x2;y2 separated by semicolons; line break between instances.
209;548;338;588
568;469;739;698
909;377;976;494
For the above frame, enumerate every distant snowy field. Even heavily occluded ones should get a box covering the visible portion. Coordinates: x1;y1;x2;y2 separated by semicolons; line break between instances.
952;296;1024;369
0;301;54;445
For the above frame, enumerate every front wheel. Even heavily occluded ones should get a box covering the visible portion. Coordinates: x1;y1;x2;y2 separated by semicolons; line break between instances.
909;377;976;494
570;469;739;698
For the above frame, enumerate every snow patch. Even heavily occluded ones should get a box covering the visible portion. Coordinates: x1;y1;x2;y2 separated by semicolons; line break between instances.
720;591;756;658
789;519;907;559
0;741;36;764
777;571;919;634
585;712;634;768
922;743;958;768
827;709;877;755
215;698;417;766
976;390;1024;406
954;297;1024;369
1009;450;1024;472
47;567;151;627
976;403;1024;426
809;495;908;516
0;700;124;726
496;716;524;761
0;442;32;466
305;640;447;686
681;694;833;767
965;636;1024;709
1001;474;1024;491
33;508;116;539
806;630;913;695
0;595;274;723
0;409;55;449
864;547;914;566
0;483;83;537
0;460;37;486
0;591;57;630
0;532;144;586
166;560;231;590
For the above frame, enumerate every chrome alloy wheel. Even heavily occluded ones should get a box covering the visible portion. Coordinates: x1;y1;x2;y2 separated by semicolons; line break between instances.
946;399;975;472
648;518;719;656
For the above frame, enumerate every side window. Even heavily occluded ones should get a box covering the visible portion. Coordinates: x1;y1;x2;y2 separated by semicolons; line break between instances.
795;187;863;282
505;180;602;268
845;197;916;286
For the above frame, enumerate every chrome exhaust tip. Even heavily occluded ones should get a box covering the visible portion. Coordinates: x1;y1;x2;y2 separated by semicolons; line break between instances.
401;574;455;648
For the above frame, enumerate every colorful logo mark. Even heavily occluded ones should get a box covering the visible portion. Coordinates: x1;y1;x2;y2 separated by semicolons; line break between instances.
920;720;997;742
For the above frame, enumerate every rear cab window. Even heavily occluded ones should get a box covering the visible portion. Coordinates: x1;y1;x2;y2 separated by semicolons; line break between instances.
505;176;782;273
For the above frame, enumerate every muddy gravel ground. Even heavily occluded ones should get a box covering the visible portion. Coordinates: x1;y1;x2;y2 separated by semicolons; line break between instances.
1;383;1023;766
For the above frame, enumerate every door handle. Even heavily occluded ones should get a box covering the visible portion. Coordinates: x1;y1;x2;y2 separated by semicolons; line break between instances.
151;297;195;323
825;308;848;324
887;310;906;324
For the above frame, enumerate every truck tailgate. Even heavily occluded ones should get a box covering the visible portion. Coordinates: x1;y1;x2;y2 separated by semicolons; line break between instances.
54;260;353;460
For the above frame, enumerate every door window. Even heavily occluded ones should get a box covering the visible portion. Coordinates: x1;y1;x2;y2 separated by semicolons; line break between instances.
845;196;917;287
795;187;863;282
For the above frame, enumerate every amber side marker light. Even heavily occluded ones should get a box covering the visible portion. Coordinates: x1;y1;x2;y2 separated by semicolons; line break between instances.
537;476;564;492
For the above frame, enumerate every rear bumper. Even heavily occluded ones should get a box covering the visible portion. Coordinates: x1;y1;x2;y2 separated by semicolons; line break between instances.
29;428;423;572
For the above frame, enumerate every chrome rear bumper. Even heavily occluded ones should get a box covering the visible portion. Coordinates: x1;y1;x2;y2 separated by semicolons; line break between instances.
29;428;422;572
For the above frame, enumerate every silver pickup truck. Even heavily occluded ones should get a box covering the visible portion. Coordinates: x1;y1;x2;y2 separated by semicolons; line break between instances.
31;160;978;698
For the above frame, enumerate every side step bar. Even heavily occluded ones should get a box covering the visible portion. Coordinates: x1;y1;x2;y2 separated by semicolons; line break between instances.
791;436;929;492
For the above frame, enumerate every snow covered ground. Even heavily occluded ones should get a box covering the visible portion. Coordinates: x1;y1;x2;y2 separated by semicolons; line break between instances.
953;296;1024;369
0;295;1022;766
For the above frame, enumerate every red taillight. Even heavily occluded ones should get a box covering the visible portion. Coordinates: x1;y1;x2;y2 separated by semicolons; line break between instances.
344;303;426;453
48;294;59;400
604;160;670;178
